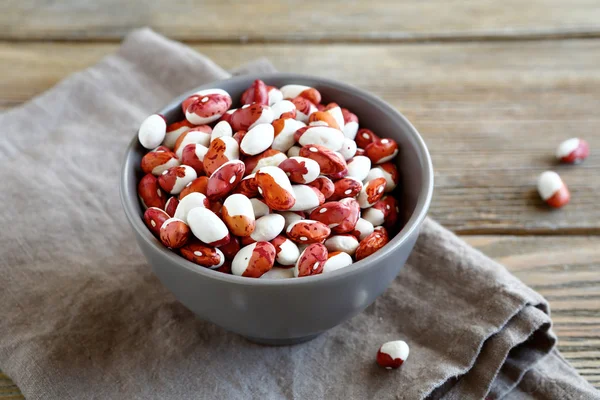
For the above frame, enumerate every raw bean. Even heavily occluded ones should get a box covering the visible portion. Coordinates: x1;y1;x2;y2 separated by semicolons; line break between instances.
180;241;225;269
222;193;256;237
218;236;241;260
341;108;359;140
293;243;328;277
323;251;353;273
272;118;306;152
355;128;379;149
309;201;350;230
180;143;208;175
352;218;375;240
138;114;167;149
209;199;224;217
250;198;271;218
287;146;302;158
537;171;570;208
159;218;190;249
164;119;194;149
315;104;326;111
357;177;387;208
291;96;317;123
143;207;170;237
232;242;276;278
346;156;372;181
377;340;409;369
219;109;236;124
267;85;284;105
234;174;259;197
270;235;301;266
336;198;361;233
278;211;306;230
556;138;590;164
206;160;245;200
158;165;198;195
240;123;275;156
141;148;180;175
278;156;320;184
308;176;335;199
187;207;230;247
151;145;171;153
174;126;212;158
164;196;179;217
230;104;274;132
289;185;325;212
365;138;399;164
240;79;269;106
327;166;348;180
179;176;209;199
271;100;297;119
355;148;366;156
174;192;209;223
299;145;347;176
232;130;246;144
324;234;359;256
138;173;167;209
339;138;358;160
286;219;331;244
355;228;389;261
215;261;232;274
323;104;345;131
204;136;240;176
362;203;386;228
280;84;322;105
251;214;285;242
244;149;287;175
294;126;345;151
261;267;294;279
330;177;363;201
365;163;399;193
184;89;232;125
255;166;296;211
210;120;233;142
381;196;400;231
308;111;340;129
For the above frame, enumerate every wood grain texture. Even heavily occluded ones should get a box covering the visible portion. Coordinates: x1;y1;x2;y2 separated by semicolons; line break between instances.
1;235;598;396
0;372;22;400
1;40;599;233
1;0;600;42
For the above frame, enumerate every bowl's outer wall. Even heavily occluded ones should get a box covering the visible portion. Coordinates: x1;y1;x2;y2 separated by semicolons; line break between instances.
122;74;431;341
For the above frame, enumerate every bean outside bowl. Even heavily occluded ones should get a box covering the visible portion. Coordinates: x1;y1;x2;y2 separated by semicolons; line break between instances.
120;73;433;345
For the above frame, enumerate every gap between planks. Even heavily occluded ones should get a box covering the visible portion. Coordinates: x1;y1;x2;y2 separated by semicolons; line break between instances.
3;30;600;45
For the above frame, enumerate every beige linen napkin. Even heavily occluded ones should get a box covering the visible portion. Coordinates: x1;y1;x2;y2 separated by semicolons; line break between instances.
0;29;597;400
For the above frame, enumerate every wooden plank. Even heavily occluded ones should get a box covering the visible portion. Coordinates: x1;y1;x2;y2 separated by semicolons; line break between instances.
0;235;597;397
1;0;600;42
0;372;22;400
1;40;599;233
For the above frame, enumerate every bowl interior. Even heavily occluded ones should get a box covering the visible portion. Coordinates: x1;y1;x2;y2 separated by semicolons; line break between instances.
121;73;433;284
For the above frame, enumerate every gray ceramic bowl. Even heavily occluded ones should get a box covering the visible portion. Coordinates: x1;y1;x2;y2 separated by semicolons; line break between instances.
120;73;433;345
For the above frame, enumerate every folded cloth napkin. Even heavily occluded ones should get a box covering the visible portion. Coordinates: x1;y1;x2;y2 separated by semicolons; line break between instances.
0;29;597;400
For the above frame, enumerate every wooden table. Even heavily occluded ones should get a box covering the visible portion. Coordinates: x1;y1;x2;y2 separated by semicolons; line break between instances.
1;1;599;397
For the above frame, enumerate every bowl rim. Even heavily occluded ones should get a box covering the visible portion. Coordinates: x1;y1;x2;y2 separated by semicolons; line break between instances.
120;72;434;286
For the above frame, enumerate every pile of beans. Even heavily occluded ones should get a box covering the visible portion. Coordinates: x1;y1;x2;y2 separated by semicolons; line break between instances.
137;81;401;278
